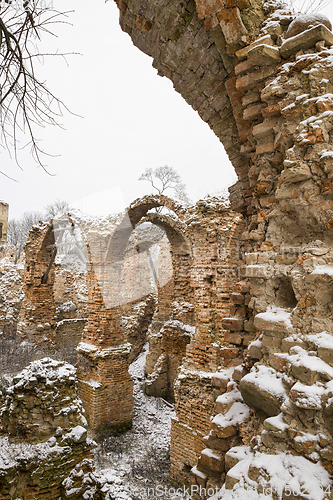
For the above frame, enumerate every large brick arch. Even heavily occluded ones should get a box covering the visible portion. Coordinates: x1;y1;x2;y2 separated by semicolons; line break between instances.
114;0;265;214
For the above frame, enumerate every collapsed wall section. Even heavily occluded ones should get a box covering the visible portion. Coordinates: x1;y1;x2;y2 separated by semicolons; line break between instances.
0;358;101;500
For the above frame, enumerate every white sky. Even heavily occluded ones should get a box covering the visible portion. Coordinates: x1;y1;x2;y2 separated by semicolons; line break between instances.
1;0;237;219
2;0;333;219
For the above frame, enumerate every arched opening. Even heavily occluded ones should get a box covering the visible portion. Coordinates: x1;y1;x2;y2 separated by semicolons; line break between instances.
77;195;194;434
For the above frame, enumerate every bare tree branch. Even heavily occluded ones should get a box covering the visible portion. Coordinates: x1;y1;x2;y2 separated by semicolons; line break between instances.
0;0;73;176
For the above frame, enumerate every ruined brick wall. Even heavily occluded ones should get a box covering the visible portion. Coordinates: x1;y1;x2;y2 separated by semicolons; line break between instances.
17;222;58;347
0;358;101;500
170;199;244;482
15;213;92;353
0;202;9;245
113;0;333;494
77;195;241;431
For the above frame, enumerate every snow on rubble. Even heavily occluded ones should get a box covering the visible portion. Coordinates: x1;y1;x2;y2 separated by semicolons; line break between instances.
93;343;189;500
240;365;286;399
208;447;331;500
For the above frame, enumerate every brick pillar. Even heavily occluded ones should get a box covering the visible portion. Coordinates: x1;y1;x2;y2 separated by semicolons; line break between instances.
77;342;133;435
77;231;134;435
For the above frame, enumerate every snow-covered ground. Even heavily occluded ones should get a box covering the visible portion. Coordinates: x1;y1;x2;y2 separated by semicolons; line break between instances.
95;344;190;500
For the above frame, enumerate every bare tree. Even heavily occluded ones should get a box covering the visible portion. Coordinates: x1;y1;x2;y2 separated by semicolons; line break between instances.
7;210;43;260
44;199;70;220
139;166;191;206
0;0;70;176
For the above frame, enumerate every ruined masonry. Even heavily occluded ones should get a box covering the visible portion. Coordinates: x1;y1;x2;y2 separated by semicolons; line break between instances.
0;358;102;499
0;202;9;246
4;0;333;497
76;195;242;434
111;0;333;496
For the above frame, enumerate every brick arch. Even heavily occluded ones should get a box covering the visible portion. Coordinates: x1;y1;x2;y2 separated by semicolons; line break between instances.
104;194;186;263
78;196;196;429
17;221;58;346
17;216;87;349
114;0;266;214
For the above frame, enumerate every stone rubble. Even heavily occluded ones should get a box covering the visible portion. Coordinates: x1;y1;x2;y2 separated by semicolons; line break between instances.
0;357;103;500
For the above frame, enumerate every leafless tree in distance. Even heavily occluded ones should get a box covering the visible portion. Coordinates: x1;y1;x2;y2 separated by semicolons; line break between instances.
139;166;191;206
44;199;70;220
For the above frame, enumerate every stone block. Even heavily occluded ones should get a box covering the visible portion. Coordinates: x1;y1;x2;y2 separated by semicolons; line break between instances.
252;118;279;140
221;347;241;359
280;24;333;58
224;332;243;345
279;165;312;184
235;59;254;76
247;341;262;359
247;44;281;65
236;66;275;92
254;312;291;335
255;140;275;154
217;7;247;46
199;448;224;472
281;337;306;352
243;103;264;121
212;374;230;391
236;34;274;60
222;318;244;331
240;367;287;417
242;90;261;106
262;102;281;118
244;319;256;332
268;353;288;372
225;472;240;489
225;451;243;472
203;433;235;452
230;292;244;304
318;346;333;366
213;420;238;438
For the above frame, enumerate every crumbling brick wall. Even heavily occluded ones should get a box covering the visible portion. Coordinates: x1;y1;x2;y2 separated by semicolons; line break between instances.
16;216;89;360
17;222;58;348
77;195;241;433
0;202;9;246
0;357;101;500
113;0;333;494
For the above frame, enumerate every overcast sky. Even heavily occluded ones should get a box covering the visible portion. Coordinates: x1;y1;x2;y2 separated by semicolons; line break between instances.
2;0;333;219
1;0;237;220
